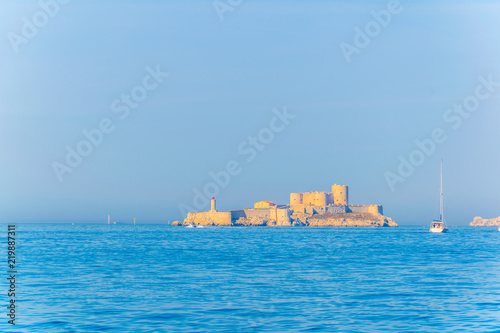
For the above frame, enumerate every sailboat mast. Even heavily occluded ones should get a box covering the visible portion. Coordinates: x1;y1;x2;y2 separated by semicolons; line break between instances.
440;160;444;223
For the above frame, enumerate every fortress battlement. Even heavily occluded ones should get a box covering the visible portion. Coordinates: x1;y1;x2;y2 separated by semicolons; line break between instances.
183;184;393;227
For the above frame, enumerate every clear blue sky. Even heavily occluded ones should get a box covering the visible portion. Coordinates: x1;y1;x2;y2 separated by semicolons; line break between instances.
1;1;499;224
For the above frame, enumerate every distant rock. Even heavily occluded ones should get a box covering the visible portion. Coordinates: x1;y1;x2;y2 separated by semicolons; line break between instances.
469;216;500;227
171;221;183;226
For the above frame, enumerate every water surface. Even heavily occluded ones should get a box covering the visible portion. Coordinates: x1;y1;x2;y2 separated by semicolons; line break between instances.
3;224;500;332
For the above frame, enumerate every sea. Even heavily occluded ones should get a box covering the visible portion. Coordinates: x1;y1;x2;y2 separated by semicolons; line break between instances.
2;224;500;332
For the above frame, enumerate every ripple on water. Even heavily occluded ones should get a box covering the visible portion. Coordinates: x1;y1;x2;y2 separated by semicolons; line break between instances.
5;224;500;332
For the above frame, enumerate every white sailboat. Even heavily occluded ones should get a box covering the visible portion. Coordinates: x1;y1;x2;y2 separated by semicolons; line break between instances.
108;214;110;224
430;160;448;233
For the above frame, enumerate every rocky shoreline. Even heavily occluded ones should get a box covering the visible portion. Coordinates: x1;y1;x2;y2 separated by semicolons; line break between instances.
174;212;397;227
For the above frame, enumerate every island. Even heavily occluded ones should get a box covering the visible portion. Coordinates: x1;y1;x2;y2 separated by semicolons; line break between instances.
178;184;398;227
469;216;500;227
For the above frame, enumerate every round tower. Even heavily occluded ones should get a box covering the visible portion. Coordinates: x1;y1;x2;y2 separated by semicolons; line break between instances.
315;192;328;207
211;197;217;212
303;192;313;205
290;193;303;205
332;184;348;206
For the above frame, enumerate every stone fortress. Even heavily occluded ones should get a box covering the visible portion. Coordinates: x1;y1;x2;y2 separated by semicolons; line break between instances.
181;184;397;227
289;184;383;215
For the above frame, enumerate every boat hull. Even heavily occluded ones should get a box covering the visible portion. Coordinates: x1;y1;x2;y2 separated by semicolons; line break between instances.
430;227;448;233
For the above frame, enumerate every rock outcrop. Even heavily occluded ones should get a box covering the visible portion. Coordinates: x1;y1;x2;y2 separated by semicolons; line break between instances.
307;212;397;227
469;216;500;226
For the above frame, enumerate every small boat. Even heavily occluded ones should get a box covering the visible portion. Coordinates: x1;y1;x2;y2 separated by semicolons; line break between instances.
186;222;197;228
430;160;448;233
430;220;447;233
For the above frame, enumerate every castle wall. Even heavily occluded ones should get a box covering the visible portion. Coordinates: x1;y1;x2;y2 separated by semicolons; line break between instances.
273;209;291;223
186;211;232;226
303;205;347;215
369;205;383;215
348;205;383;215
289;205;306;213
305;206;322;215
243;209;271;220
231;208;290;224
290;204;380;215
326;205;347;214
230;210;247;220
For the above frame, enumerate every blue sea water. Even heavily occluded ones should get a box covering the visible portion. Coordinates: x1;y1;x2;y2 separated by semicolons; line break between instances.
2;224;500;332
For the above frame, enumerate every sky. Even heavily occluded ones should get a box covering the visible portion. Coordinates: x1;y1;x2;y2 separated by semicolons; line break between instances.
0;0;499;224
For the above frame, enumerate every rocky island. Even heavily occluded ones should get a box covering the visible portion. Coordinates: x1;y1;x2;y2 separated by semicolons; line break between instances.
469;216;500;227
179;184;397;227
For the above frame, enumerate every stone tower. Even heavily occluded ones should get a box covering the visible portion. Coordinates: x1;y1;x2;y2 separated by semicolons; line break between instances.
290;193;303;205
332;184;348;205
